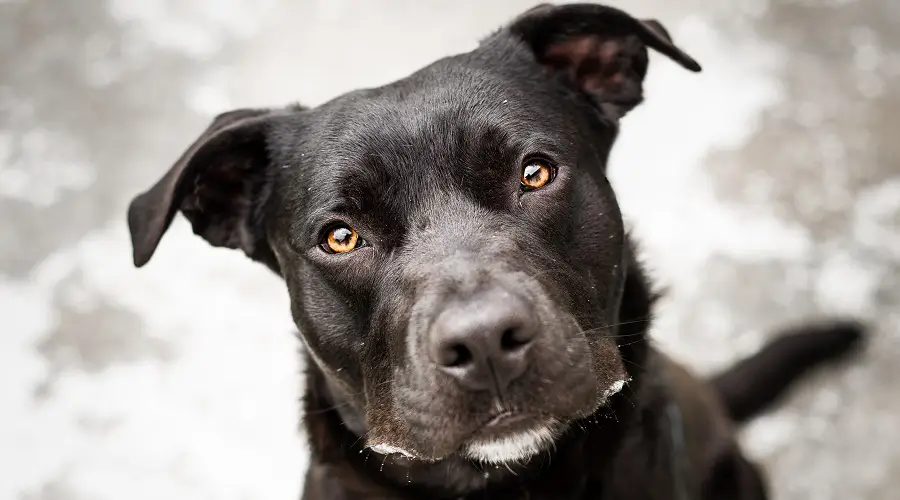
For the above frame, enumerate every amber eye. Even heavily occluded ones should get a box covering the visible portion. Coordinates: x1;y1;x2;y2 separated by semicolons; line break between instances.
520;159;554;190
323;225;360;253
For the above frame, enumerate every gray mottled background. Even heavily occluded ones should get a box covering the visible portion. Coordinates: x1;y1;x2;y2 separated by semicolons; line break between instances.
1;0;898;499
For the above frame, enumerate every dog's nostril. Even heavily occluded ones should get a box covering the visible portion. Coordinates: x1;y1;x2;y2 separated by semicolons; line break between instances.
500;328;531;351
443;344;473;367
501;325;537;351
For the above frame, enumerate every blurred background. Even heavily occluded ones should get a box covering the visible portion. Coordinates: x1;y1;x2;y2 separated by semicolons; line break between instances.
1;0;898;499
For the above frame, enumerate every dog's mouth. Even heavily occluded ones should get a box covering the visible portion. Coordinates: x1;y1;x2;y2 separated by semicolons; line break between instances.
461;375;631;462
480;411;545;435
461;411;562;464
365;411;562;464
456;375;631;465
365;374;630;464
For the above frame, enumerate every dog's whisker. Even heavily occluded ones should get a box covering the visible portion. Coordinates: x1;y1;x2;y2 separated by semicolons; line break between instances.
307;379;396;417
350;432;368;450
616;338;644;349
577;317;654;335
559;317;655;343
622;358;648;373
304;400;354;416
619;389;637;410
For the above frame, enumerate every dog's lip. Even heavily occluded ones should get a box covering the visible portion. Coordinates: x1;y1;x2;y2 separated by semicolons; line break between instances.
485;411;535;428
474;411;546;438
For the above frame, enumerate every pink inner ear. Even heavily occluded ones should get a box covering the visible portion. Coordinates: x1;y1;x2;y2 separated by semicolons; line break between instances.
540;33;643;105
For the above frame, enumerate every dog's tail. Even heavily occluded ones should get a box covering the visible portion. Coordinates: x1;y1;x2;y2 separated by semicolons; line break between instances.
711;320;866;424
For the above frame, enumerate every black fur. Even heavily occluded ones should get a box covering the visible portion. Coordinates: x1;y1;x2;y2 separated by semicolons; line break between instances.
712;321;864;423
126;3;865;499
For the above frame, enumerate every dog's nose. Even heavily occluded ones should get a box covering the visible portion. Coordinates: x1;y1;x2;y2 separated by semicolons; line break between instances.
428;289;539;392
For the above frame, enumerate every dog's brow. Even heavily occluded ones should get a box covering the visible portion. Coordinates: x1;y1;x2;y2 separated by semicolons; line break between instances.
517;135;567;159
292;201;356;245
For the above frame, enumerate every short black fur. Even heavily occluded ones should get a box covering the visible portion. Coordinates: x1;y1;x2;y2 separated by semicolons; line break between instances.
126;4;865;499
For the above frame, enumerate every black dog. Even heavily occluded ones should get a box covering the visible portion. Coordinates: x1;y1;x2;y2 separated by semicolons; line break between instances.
127;4;864;499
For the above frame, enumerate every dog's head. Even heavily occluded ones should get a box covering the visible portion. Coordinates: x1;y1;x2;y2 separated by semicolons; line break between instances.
128;4;699;466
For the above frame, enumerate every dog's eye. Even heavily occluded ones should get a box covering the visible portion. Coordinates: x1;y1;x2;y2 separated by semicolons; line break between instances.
520;159;555;190
322;225;361;253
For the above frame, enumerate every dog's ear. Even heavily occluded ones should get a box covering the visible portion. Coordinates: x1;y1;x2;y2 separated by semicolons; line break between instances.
127;107;289;269
505;3;701;118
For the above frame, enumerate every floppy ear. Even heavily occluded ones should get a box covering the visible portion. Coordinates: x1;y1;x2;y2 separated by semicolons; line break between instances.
127;108;289;270
505;3;701;118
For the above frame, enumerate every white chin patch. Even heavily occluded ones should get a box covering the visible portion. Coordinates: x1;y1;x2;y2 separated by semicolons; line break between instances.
368;443;417;459
463;426;557;465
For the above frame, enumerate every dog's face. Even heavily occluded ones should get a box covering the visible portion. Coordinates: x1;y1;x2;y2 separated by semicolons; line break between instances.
128;4;699;465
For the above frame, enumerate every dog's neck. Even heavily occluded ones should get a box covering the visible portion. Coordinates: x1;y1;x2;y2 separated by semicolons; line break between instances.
301;257;657;499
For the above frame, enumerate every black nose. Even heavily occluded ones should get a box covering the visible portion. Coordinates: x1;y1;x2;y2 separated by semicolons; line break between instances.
428;288;539;393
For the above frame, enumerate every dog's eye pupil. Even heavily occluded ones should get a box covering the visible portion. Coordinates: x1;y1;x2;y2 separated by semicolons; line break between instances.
521;160;553;190
325;226;360;253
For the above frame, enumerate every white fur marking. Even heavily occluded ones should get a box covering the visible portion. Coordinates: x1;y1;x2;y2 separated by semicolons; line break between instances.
603;378;628;400
463;426;556;465
368;443;417;458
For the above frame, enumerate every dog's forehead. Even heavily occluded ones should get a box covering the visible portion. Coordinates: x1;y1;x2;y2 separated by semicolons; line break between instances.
328;61;565;148
291;59;578;220
328;56;576;142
